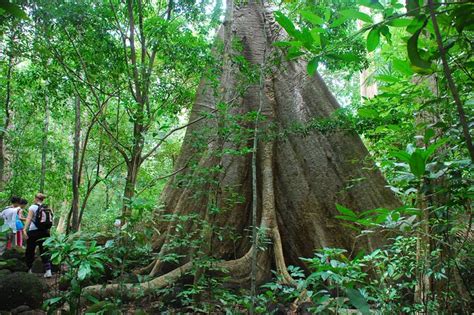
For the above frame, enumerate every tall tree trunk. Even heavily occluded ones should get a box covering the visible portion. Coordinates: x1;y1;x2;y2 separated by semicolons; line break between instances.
428;0;474;162
85;3;401;298
105;184;110;209
69;95;81;232
157;1;399;270
40;96;49;193
0;54;14;191
122;149;141;217
118;0;149;219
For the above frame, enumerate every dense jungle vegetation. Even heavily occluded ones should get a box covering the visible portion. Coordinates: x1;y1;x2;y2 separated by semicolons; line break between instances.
0;0;472;313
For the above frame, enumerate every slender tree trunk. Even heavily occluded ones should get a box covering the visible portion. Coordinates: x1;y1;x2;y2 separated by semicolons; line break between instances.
0;54;14;191
119;0;148;219
414;180;431;311
122;153;140;217
105;184;110;209
77;136;107;225
70;95;81;232
427;0;474;162
40;96;49;193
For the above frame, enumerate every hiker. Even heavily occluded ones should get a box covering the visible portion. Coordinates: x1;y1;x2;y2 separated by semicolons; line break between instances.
0;196;21;250
23;193;53;278
15;198;28;247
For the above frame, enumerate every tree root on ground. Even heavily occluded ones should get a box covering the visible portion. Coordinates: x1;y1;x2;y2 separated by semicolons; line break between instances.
84;262;193;298
133;260;155;276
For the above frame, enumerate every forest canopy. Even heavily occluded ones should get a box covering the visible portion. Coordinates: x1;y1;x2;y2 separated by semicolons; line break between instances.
0;0;472;314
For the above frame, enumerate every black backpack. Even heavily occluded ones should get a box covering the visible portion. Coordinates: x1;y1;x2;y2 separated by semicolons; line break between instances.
34;204;53;230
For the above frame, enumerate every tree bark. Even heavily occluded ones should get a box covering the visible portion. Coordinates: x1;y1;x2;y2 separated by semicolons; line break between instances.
0;53;14;191
122;145;141;217
40;95;49;193
69;95;81;232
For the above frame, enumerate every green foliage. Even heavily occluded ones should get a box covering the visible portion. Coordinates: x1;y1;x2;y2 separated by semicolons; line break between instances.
275;1;473;312
43;233;113;313
274;1;368;74
239;236;451;314
0;1;27;21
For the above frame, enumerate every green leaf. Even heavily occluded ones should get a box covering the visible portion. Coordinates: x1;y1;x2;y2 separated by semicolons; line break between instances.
44;296;63;307
0;1;28;19
310;28;322;46
78;263;92;281
275;11;299;38
84;294;100;304
358;108;379;118
388;18;413;27
379;25;391;44
407;25;433;74
409;150;426;178
406;15;427;34
425;138;448;158
452;4;474;33
357;0;384;10
406;0;421;16
300;11;324;25
331;16;350;28
424;128;435;144
301;28;314;48
333;53;359;62
366;28;380;52
286;47;305;60
346;288;371;315
336;204;357;218
340;9;373;23
392;58;414;75
307;57;318;76
391;150;411;163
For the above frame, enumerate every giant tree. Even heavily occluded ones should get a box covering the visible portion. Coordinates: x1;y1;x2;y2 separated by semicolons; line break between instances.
85;2;400;297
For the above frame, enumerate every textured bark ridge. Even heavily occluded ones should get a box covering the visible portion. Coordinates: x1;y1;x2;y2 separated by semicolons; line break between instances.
86;3;400;297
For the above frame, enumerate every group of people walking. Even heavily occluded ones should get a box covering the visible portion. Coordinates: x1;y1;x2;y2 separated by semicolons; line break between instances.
1;193;54;278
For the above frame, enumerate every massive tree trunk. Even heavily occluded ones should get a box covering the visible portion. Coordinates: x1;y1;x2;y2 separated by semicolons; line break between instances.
86;2;400;297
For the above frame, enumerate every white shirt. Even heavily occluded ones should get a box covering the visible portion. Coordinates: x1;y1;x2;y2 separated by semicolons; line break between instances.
1;207;19;233
28;204;41;231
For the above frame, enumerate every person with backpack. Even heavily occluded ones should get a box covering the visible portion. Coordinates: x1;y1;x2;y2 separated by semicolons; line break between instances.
23;193;53;278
